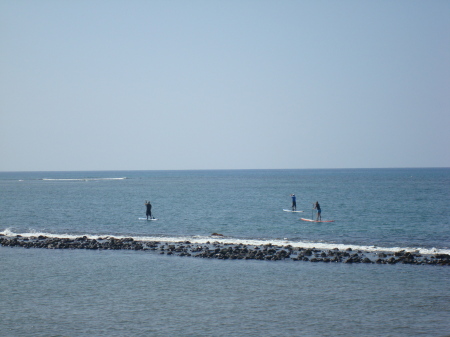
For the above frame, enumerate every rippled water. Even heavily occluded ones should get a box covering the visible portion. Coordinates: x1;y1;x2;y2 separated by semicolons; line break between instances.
1;168;449;336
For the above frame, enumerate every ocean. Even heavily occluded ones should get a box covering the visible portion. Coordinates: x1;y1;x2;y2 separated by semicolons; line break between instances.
1;168;449;336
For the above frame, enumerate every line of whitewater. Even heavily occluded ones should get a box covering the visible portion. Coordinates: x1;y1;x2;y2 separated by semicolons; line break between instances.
40;177;127;181
1;229;448;256
14;177;127;182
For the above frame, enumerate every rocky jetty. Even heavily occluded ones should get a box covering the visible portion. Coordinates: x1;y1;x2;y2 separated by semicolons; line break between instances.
1;235;449;266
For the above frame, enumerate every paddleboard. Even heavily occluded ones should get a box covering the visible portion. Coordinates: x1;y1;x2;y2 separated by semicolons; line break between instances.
138;218;158;221
283;209;304;213
300;218;334;223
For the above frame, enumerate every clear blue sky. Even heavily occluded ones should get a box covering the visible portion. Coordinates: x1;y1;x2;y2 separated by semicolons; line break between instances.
1;1;449;171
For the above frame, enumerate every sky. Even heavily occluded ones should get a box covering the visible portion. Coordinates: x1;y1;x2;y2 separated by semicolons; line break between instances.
1;0;449;171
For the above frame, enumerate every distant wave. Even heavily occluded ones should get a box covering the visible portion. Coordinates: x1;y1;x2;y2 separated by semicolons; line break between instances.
40;177;127;181
1;228;449;256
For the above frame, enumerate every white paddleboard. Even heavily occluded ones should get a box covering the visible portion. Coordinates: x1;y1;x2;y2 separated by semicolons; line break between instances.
283;209;304;213
300;218;334;223
138;218;158;221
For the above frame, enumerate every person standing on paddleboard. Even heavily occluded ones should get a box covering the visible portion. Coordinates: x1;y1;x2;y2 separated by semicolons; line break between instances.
145;200;152;220
291;194;297;211
314;201;321;221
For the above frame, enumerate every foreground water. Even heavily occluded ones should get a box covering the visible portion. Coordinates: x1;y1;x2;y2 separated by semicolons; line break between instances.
1;168;449;336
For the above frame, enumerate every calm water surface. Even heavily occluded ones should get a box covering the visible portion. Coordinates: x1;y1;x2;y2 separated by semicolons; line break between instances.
1;168;449;336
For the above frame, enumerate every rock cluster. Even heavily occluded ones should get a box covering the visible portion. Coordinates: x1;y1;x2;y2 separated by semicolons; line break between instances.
1;235;449;266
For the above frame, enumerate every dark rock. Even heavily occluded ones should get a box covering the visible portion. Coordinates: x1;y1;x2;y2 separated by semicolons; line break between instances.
387;257;397;264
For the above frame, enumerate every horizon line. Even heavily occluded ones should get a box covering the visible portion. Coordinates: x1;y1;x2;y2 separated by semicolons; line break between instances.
1;166;449;174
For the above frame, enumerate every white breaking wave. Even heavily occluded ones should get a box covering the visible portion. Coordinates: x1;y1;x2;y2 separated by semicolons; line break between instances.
40;177;127;181
1;228;449;256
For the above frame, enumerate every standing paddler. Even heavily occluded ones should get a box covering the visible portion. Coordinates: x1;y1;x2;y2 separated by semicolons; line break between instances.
145;200;152;220
291;194;297;211
314;201;321;221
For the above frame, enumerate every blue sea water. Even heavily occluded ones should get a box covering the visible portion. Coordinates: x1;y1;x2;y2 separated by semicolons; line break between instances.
1;168;449;336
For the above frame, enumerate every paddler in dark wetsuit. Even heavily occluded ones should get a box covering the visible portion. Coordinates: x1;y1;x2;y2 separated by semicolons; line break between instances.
314;201;321;221
145;200;152;220
291;194;297;211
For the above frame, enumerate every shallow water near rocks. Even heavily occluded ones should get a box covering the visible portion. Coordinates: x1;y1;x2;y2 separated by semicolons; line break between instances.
1;247;449;337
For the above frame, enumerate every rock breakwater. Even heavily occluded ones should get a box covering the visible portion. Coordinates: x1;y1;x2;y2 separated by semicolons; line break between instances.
1;235;449;266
